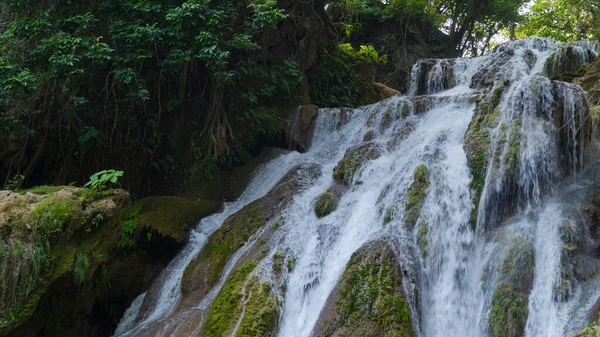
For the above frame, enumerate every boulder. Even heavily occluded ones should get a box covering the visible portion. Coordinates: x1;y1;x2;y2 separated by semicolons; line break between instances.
312;240;416;337
284;105;319;152
333;142;381;186
489;236;535;337
0;187;129;336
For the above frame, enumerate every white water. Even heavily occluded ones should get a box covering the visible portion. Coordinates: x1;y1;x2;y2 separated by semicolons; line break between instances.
114;38;600;337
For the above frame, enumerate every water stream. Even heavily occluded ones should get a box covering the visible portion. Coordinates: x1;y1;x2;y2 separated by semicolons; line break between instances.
114;38;600;337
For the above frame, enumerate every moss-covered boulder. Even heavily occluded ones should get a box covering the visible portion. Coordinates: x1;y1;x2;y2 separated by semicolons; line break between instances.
0;187;129;336
313;240;415;337
183;147;290;203
202;262;279;337
404;165;430;229
333;142;381;186
179;163;321;307
489;236;534;337
314;184;345;218
136;196;220;244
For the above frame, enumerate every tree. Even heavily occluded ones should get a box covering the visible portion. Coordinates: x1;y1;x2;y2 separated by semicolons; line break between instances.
516;0;600;42
434;0;526;55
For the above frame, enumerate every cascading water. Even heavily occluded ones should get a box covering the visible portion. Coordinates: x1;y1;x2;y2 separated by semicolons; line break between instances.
114;38;600;337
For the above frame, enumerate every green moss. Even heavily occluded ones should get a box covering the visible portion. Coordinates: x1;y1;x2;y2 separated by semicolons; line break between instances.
272;251;284;277
286;256;296;272
363;130;376;142
384;207;396;224
0;187;129;334
137;196;219;243
490;283;528;337
203;262;279;337
404;165;430;229
18;186;64;196
417;226;428;257
335;246;414;337
380;111;393;131
203;262;257;336
333;143;381;186
498;236;534;284
315;190;338;218
490;236;534;337
200;210;266;288
464;89;504;228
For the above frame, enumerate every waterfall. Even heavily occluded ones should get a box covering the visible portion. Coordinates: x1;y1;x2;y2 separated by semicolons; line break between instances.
114;38;600;337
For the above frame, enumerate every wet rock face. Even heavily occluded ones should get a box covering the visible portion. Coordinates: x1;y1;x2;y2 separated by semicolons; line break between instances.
470;51;513;89
333;142;381;186
284;105;319;152
546;45;598;80
312;240;416;337
574;56;600;106
178;163;321;310
412;59;456;95
314;183;346;218
489;236;535;337
404;165;430;230
202;262;279;337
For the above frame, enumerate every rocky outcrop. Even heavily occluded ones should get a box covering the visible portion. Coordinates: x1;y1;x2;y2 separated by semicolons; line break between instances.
489;236;535;337
284;105;319;152
412;59;456;95
183;147;290;202
404;165;430;229
136;196;220;244
0;184;224;337
333;142;381;186
177;163;321;314
464;85;504;228
312;240;416;337
0;187;129;336
574;55;600;105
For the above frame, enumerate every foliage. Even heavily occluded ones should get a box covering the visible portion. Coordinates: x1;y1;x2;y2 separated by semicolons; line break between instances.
309;43;387;108
118;202;141;249
4;175;25;191
84;170;124;191
516;0;600;41
73;251;89;284
0;0;298;193
434;0;526;55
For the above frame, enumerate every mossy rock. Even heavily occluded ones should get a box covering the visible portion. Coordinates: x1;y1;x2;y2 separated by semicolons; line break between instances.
137;196;221;244
333;142;381;186
313;240;415;337
416;225;428;257
180;163;321;304
489;236;534;337
463;85;505;229
202;262;279;337
404;165;430;229
314;185;345;218
490;283;528;337
0;187;130;335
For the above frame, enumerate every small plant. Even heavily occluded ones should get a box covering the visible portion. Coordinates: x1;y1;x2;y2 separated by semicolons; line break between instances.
4;175;25;191
73;251;89;284
85;170;124;191
118;203;142;249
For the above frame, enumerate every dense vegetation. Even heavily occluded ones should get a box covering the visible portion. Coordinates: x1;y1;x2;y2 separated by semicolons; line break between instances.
0;0;596;195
